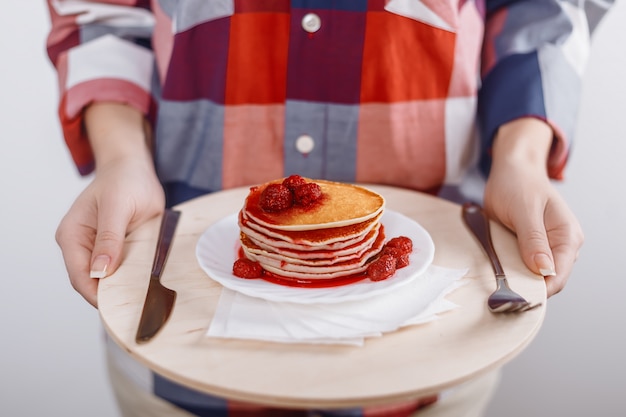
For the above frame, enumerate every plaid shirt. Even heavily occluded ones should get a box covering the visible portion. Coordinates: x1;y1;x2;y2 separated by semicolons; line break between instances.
46;1;609;416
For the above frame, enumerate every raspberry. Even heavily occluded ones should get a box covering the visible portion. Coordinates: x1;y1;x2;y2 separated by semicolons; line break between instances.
233;258;264;279
395;253;410;269
293;182;322;207
382;246;410;269
386;236;413;254
259;183;293;212
366;254;397;281
382;246;402;257
282;174;307;191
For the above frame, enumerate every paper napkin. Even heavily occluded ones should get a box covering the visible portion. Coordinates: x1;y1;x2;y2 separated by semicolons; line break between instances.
206;265;467;346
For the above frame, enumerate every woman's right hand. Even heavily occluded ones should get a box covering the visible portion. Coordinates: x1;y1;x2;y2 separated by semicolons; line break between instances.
56;158;165;307
55;102;165;308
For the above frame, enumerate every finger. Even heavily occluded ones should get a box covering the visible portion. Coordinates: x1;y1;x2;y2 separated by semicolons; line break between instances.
89;201;132;280
56;216;99;308
543;225;583;297
544;245;576;297
512;213;557;280
541;199;584;297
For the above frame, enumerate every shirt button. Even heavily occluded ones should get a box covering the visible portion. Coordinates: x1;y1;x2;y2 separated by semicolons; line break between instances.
295;135;315;154
301;13;321;33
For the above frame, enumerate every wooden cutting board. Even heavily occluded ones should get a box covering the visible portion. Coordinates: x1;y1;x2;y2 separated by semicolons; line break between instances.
97;185;546;408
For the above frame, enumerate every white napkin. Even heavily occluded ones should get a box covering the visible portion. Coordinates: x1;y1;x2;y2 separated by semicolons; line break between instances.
206;265;467;346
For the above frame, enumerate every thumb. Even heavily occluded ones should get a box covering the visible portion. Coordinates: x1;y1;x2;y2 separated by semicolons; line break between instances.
514;220;557;279
89;208;130;279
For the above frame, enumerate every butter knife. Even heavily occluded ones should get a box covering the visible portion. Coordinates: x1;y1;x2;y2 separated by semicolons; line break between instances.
135;209;181;344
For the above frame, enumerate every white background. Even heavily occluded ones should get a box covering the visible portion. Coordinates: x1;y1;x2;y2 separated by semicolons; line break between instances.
1;2;624;416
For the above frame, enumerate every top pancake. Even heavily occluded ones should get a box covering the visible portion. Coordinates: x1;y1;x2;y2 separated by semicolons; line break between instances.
242;178;385;231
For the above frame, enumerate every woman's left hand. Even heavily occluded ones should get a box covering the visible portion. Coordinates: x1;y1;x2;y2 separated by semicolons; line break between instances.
483;118;584;297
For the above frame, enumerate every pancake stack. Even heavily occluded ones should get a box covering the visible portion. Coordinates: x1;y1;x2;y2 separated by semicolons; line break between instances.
237;177;386;281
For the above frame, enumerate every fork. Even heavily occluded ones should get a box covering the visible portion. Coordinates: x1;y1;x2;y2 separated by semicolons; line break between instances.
462;202;541;313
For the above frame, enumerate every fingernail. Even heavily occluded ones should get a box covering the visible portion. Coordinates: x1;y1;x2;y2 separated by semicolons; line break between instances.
534;253;556;276
90;255;110;279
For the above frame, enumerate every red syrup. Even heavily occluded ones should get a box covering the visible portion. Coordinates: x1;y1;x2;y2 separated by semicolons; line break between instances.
261;271;368;288
235;246;369;288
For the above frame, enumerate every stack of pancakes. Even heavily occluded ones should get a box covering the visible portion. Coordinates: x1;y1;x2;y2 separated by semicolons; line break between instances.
238;178;386;280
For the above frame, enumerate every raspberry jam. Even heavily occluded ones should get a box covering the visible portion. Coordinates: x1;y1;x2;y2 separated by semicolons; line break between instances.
261;272;368;288
233;233;413;288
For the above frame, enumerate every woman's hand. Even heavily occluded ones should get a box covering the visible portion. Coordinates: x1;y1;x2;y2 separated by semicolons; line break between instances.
56;158;164;307
55;103;165;307
483;118;584;297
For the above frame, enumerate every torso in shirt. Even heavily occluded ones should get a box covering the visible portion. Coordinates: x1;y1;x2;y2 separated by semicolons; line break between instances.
149;0;485;197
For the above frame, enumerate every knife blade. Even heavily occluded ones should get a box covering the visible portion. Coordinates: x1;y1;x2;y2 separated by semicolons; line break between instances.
135;209;181;344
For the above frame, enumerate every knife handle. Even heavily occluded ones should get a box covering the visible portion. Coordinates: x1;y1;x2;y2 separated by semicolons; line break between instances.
151;209;182;278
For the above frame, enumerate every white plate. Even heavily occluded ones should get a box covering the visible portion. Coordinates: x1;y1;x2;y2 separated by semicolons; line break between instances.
195;210;435;304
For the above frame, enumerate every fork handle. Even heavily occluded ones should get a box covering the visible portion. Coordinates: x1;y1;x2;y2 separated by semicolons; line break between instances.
462;202;506;277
